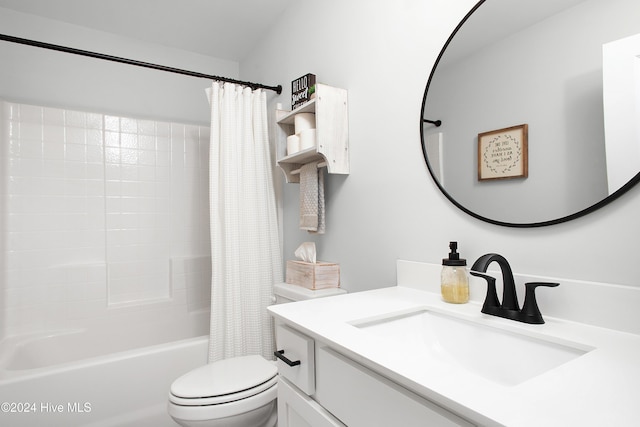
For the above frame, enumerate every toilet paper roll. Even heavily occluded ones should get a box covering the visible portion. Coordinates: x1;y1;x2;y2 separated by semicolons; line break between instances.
287;134;300;155
298;128;316;150
294;113;315;133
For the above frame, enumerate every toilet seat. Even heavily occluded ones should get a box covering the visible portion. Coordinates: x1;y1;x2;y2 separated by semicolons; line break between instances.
168;355;278;424
169;375;277;406
168;383;277;424
169;355;278;406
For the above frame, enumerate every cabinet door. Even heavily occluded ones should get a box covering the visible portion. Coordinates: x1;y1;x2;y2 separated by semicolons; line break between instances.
277;377;345;427
315;347;475;427
276;324;316;395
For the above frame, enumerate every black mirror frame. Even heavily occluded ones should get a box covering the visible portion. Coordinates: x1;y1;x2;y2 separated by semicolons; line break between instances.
420;0;640;228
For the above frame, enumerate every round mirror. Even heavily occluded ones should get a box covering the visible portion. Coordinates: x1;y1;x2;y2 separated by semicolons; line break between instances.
421;0;640;227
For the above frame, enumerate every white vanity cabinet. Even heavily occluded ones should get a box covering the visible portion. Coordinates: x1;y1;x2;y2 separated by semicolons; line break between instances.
278;377;346;427
314;347;474;427
275;324;475;427
276;324;345;427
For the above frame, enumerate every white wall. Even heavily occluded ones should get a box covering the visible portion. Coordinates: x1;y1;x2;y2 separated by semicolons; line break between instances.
241;0;640;292
0;7;238;125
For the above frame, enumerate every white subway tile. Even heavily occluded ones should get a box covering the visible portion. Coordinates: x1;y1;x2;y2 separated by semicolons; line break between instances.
104;147;121;165
86;129;102;146
3;102;211;336
85;163;104;180
108;229;137;246
19;135;43;157
104;164;121;181
65;143;87;163
138;149;156;166
41;159;65;178
120;118;137;134
43;107;65;126
120;196;138;213
86;113;103;130
65;127;86;145
104;115;120;132
19;104;43;123
8;138;21;157
156;149;170;167
170;123;185;141
120;164;138;180
104;131;120;148
63;162;87;180
65;177;86;194
138;120;155;135
156;122;170;137
4;102;20;121
156;166;171;182
85;196;105;214
43;141;65;160
65;110;86;128
135;181;154;197
138;134;155;151
156;136;170;152
119;181;139;197
137;165;156;182
120;148;138;165
43;124;65;142
20;123;44;144
120;133;137;150
86;145;104;164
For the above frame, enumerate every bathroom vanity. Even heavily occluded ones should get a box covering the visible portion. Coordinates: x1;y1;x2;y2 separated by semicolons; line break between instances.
275;321;474;427
268;260;640;427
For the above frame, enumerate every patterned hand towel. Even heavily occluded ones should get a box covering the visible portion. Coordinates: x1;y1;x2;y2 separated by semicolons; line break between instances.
299;161;325;234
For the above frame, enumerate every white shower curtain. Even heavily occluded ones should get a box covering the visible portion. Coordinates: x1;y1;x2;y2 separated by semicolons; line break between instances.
206;82;283;362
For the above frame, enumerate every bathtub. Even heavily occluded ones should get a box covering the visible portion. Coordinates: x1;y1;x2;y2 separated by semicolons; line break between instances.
0;332;208;426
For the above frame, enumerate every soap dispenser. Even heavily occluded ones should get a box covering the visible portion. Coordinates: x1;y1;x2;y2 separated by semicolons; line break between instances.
441;241;469;304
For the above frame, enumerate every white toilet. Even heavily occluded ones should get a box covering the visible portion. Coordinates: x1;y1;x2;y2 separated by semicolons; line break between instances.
168;283;346;427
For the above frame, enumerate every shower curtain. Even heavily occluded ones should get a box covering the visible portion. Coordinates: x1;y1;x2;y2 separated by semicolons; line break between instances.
206;82;283;362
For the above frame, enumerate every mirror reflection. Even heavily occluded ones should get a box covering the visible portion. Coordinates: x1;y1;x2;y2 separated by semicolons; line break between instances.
421;0;640;226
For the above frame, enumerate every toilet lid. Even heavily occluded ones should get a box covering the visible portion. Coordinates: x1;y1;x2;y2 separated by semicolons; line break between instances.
170;355;277;399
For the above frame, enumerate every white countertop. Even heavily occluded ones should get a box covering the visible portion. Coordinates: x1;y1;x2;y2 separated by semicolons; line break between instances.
268;285;640;427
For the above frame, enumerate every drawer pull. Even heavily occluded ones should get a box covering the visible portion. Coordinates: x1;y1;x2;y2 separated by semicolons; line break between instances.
274;350;301;367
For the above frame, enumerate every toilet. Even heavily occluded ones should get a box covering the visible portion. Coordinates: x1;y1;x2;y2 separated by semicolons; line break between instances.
168;283;346;427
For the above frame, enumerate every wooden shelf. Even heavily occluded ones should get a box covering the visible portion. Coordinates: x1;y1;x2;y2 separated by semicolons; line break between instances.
276;84;349;183
278;147;321;164
277;99;317;125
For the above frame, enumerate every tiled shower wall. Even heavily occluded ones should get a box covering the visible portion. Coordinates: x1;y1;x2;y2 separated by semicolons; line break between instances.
0;100;211;338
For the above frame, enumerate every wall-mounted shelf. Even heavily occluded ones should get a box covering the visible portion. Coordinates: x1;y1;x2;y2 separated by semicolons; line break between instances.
276;84;349;183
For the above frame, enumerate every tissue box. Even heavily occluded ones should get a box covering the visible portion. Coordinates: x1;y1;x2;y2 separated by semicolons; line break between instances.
286;260;340;290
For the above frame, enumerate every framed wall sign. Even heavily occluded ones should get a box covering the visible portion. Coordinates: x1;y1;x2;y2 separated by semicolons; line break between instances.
478;124;528;181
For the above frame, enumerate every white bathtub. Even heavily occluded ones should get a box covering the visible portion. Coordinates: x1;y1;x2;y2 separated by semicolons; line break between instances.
0;332;208;426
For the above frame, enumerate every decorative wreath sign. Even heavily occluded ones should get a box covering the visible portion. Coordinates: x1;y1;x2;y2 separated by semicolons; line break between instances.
478;124;528;181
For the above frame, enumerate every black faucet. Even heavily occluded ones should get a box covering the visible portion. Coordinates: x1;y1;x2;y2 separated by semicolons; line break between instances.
470;253;558;324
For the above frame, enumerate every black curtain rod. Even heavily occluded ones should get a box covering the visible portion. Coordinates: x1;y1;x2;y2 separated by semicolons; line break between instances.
0;33;283;94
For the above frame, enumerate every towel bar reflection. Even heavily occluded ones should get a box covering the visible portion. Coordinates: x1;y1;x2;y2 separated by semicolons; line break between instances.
423;118;442;127
291;162;327;175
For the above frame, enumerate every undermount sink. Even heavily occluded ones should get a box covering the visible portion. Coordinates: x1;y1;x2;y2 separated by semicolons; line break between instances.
351;308;592;386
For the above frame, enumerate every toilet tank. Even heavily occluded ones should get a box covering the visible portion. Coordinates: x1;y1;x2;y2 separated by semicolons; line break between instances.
273;282;346;304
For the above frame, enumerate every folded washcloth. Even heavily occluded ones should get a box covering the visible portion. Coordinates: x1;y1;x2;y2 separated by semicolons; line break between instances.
299;161;325;234
315;168;325;234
